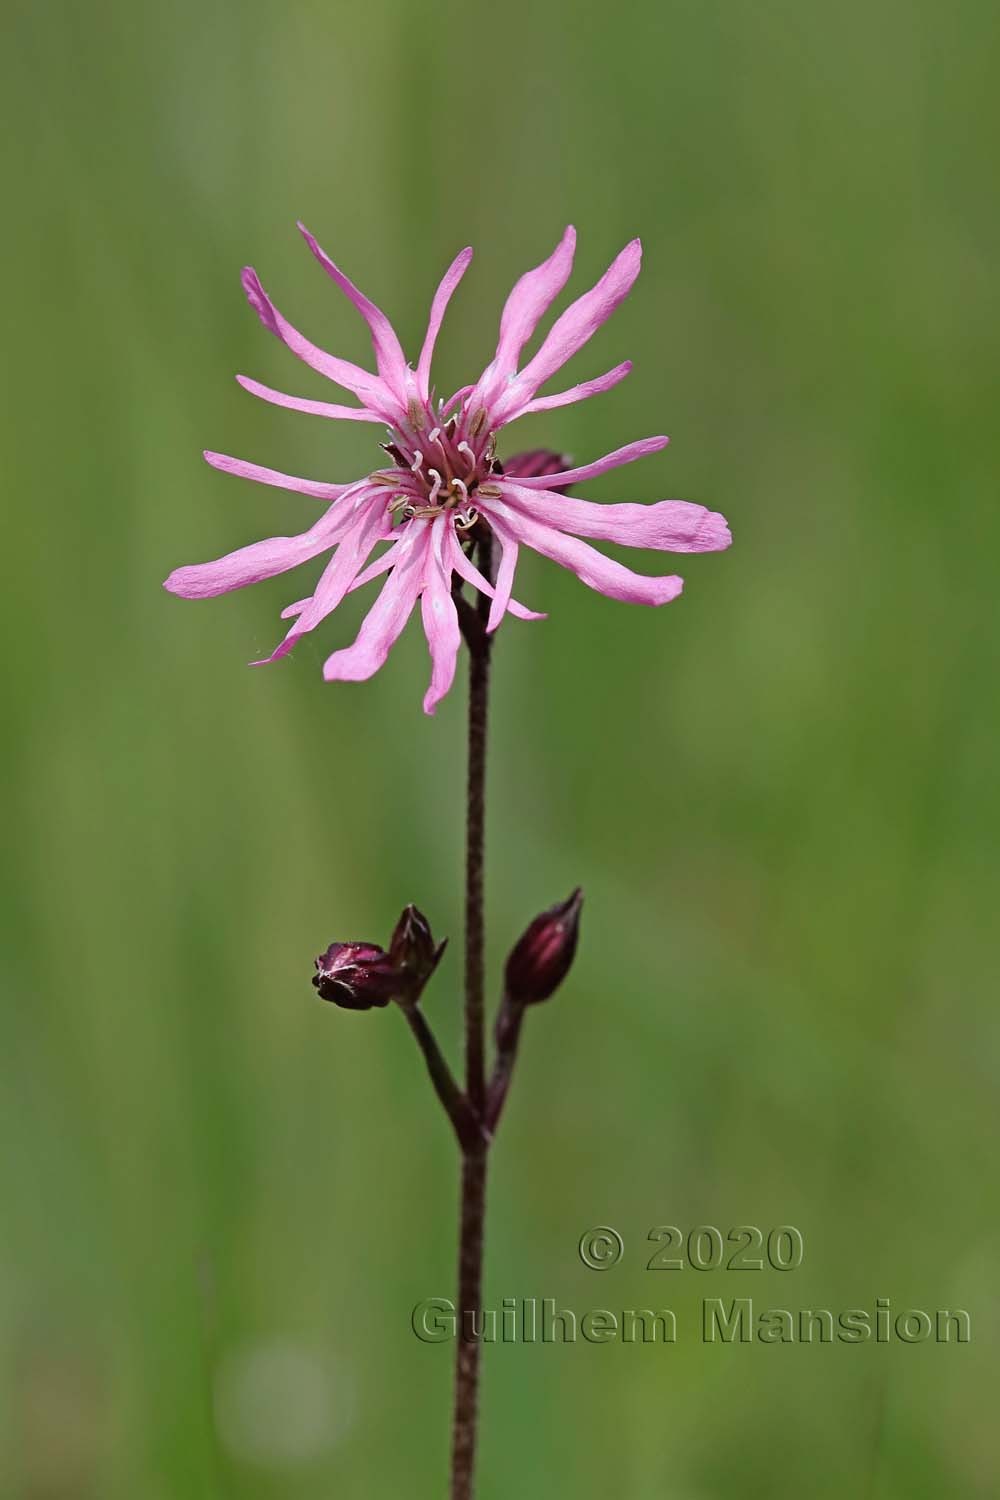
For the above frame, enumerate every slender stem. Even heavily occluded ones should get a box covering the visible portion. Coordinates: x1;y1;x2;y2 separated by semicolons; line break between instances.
401;1005;483;1153
450;1145;488;1500
463;541;492;1119
450;532;493;1500
485;995;526;1134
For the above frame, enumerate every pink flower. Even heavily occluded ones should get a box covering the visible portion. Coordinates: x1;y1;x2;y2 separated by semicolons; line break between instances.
164;225;731;713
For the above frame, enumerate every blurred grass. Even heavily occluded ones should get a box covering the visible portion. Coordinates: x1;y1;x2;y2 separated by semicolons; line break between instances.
1;0;998;1495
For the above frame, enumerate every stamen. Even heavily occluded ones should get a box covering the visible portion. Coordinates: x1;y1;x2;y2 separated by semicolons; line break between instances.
452;478;469;506
427;469;444;505
410;450;424;475
456;508;479;531
427;427;441;446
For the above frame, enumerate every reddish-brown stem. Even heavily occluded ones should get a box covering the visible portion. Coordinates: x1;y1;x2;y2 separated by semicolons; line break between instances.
485;995;526;1134
401;1005;483;1153
462;533;492;1119
450;533;493;1500
450;1144;488;1499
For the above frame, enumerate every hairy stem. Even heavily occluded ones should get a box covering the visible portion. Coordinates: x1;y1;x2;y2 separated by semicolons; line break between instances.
450;533;493;1500
450;1144;488;1499
401;1005;483;1152
485;995;526;1134
462;531;492;1119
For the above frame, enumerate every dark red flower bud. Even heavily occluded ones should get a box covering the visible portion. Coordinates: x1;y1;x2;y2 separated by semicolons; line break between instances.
500;449;572;488
389;905;447;992
504;888;583;1006
312;941;401;1010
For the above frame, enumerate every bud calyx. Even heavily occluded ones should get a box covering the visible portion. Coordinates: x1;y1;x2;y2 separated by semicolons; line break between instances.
504;888;583;1006
312;941;401;1010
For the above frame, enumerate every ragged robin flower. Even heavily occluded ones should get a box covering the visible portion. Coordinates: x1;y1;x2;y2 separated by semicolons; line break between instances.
165;226;731;712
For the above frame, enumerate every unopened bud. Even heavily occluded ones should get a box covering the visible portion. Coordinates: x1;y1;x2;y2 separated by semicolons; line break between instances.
504;888;583;1006
389;904;447;994
501;449;572;488
312;941;401;1010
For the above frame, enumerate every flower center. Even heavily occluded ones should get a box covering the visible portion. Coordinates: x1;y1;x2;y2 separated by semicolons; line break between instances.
372;405;501;528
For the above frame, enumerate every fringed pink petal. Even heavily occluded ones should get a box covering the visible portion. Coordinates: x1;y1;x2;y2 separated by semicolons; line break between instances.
500;480;732;553
282;530;415;615
416;248;474;401
440;384;474;418
281;577;397;621
202;450;353;501
322;529;430;684
297;224;410;403
444;526;545;623
236;375;383;423
486;521;519;633
516;360;632;418
240;266;394;413
420;517;461;714
487;227;576;384
164;501;353;600
506;437;668;489
492;239;642;423
253;496;391;663
481;497;683;606
344;546;401;591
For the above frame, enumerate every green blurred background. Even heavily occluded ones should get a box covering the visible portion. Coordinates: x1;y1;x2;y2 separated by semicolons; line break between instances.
2;0;998;1494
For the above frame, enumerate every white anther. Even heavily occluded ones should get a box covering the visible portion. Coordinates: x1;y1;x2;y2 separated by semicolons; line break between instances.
427;427;441;445
410;450;424;474
457;441;475;464
427;469;443;505
453;477;469;505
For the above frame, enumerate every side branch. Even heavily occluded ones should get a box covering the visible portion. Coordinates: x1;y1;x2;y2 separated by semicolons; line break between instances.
485;995;526;1134
401;1006;485;1152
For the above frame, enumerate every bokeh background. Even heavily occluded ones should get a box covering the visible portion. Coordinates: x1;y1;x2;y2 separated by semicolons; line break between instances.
2;0;998;1495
